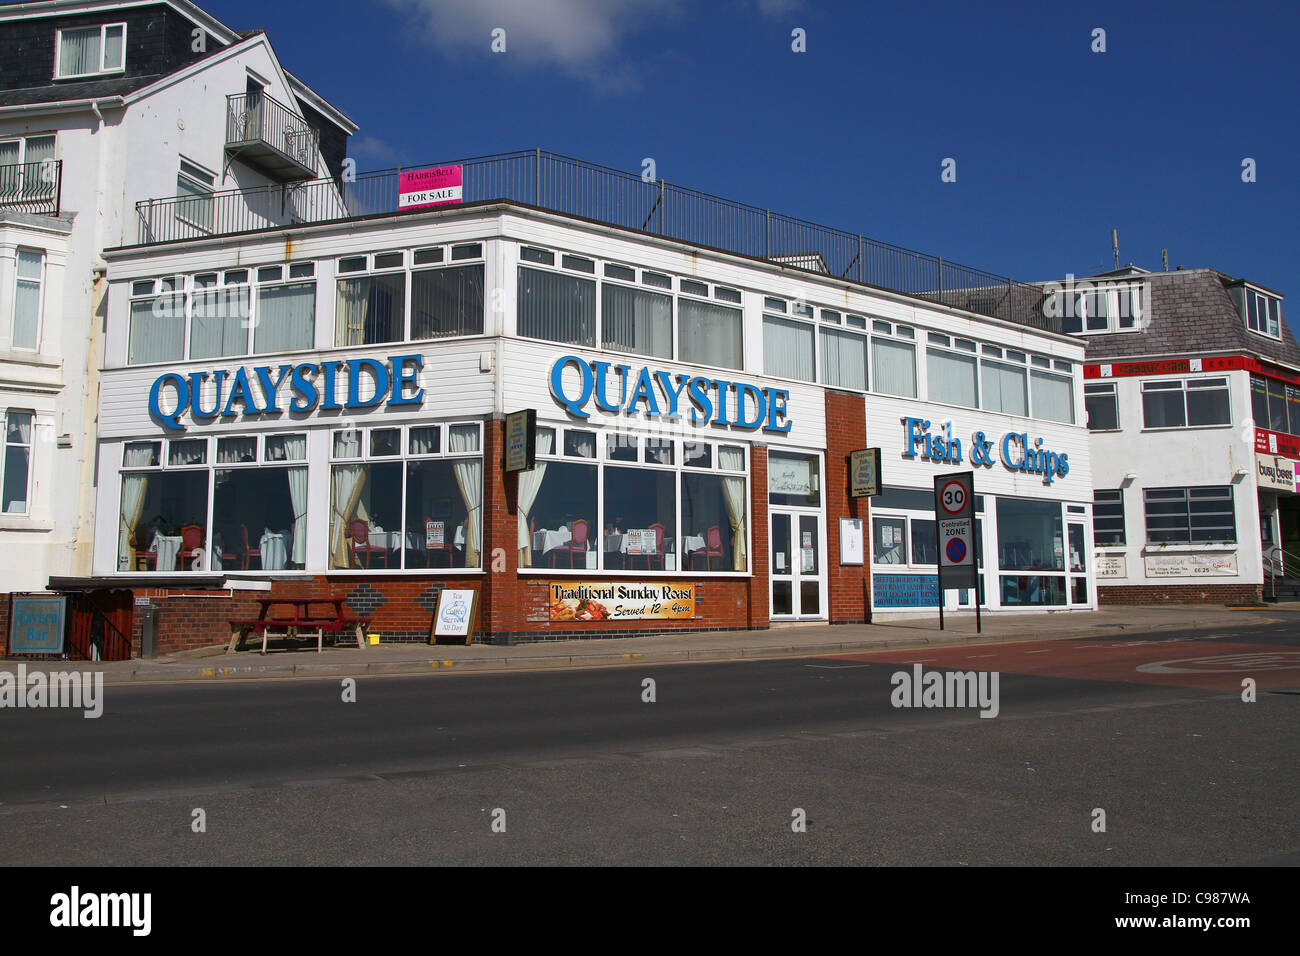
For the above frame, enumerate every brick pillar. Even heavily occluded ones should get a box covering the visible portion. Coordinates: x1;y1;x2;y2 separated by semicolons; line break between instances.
747;444;770;628
825;390;868;623
483;415;510;639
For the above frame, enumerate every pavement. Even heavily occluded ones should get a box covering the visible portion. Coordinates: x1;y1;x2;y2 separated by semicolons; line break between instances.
5;603;1295;684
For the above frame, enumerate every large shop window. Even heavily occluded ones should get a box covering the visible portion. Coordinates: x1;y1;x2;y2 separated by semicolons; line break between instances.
517;427;747;572
330;423;483;570
213;435;308;570
1142;377;1230;429
1143;486;1235;545
117;441;211;572
997;497;1066;607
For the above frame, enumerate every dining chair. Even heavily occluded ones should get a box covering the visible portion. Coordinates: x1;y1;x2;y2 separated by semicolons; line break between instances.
242;524;262;570
647;522;666;570
564;519;590;568
131;533;156;571
697;524;724;570
178;524;204;570
348;518;388;569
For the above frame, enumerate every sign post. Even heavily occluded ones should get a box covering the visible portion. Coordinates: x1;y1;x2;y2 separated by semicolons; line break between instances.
933;471;978;633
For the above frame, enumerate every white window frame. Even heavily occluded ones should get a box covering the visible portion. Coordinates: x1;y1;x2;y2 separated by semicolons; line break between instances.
2;409;35;516
0;135;57;198
1058;283;1143;335
10;247;45;351
54;22;127;79
1140;376;1232;431
175;158;217;233
1244;286;1283;340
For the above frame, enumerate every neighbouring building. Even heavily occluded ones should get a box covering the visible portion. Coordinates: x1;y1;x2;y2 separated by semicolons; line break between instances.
0;0;354;652
83;150;1095;653
1054;265;1294;604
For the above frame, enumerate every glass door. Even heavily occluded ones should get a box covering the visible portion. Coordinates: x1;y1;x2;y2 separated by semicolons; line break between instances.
771;510;825;619
1067;522;1088;605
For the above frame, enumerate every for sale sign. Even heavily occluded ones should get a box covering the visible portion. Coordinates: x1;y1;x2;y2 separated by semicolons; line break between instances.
398;165;463;210
934;472;976;589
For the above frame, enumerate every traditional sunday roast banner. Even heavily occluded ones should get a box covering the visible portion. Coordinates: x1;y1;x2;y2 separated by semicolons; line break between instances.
549;582;696;622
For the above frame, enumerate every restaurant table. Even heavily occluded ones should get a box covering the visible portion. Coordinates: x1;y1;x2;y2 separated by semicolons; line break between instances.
532;527;571;556
150;533;181;572
227;597;369;655
260;530;293;571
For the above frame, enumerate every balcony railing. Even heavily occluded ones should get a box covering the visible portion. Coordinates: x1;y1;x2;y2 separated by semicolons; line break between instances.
0;160;62;215
135;148;1053;331
225;92;319;182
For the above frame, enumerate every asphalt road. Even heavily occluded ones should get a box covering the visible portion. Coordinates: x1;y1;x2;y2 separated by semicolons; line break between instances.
1;620;1297;865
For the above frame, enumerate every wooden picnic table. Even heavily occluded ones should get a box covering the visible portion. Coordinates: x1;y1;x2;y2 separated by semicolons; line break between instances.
227;597;370;655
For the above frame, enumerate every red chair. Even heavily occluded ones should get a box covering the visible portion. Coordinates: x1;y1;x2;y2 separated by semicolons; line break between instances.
178;524;204;570
242;525;263;570
559;519;590;568
700;525;725;570
348;518;388;568
646;522;667;570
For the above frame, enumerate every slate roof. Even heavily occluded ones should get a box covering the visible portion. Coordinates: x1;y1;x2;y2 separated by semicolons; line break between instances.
1075;268;1300;369
0;75;161;107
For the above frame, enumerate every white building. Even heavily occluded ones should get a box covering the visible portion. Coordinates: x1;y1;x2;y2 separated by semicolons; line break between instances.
0;0;354;629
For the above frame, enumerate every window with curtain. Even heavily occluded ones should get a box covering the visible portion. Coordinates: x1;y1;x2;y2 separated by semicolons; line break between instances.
980;359;1027;416
927;348;978;408
411;264;484;340
819;328;868;391
128;292;185;364
12;249;43;350
117;465;210;572
213;464;307;571
336;272;404;346
255;281;315;353
763;315;815;382
601;283;671;359
604;466;677;570
1031;369;1075;424
518;266;595;347
678;298;742;370
0;136;55;200
57;23;125;78
3;411;33;514
190;283;250;359
871;337;916;397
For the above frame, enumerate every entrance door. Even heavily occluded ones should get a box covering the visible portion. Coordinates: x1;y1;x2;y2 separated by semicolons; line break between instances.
1067;521;1089;605
771;510;825;619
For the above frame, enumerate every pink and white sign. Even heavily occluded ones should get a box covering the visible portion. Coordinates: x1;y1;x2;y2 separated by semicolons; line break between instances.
398;165;463;210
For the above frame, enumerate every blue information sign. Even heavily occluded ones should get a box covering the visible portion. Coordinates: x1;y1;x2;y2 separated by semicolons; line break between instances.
872;574;940;608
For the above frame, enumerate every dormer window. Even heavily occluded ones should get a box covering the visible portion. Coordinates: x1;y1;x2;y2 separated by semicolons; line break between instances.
1242;286;1283;340
56;23;126;79
1058;283;1143;334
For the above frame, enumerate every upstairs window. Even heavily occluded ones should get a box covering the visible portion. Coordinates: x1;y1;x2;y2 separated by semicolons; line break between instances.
56;23;126;79
1084;382;1119;430
1141;377;1230;429
10;249;44;350
0;135;56;201
1243;287;1283;339
176;159;216;232
1058;284;1143;334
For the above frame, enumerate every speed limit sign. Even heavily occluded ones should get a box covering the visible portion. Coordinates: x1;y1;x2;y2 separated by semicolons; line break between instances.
939;479;968;516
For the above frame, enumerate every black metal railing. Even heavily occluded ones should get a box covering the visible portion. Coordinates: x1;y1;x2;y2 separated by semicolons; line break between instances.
135;148;1052;330
226;91;319;174
65;591;132;662
0;160;62;215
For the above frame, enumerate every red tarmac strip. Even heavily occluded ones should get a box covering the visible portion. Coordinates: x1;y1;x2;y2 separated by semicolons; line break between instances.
828;639;1300;692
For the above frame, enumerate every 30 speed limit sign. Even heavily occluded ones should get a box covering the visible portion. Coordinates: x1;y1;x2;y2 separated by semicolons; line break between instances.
933;471;976;588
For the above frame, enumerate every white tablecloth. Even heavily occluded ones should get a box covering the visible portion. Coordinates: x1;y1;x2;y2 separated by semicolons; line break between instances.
260;531;293;571
532;527;572;555
681;535;706;555
151;533;181;572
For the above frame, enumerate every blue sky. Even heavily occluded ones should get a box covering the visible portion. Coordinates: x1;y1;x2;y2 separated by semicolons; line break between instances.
208;0;1297;296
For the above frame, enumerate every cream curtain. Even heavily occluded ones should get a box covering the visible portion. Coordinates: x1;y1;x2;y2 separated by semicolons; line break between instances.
330;464;367;567
515;429;553;565
117;445;155;569
722;476;747;571
449;427;482;566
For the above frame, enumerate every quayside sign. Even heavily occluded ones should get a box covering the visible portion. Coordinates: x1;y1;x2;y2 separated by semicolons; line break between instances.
550;355;793;433
148;354;425;431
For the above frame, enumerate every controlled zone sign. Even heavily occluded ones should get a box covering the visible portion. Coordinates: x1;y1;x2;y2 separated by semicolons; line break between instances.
934;472;976;589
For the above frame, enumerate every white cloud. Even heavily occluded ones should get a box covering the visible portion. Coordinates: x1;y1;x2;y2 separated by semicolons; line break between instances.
754;0;802;16
351;136;399;161
386;0;676;78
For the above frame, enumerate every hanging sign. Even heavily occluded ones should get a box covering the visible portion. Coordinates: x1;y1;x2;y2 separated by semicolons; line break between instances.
505;408;537;472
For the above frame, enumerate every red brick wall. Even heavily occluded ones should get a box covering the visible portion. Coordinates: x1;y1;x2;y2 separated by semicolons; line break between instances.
824;391;868;623
0;595;9;656
1098;584;1262;605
